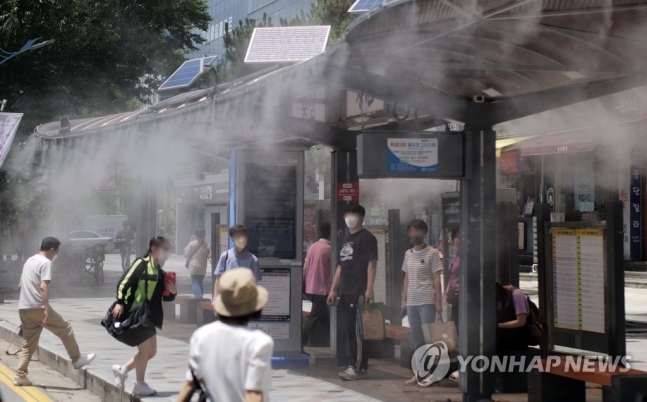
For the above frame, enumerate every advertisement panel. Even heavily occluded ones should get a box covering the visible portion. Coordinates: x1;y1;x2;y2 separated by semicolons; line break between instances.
0;113;23;169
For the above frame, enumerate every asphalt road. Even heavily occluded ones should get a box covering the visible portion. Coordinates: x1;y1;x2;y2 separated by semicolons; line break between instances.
0;339;100;402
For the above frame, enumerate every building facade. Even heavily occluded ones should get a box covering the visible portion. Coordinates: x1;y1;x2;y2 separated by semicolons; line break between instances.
191;0;317;59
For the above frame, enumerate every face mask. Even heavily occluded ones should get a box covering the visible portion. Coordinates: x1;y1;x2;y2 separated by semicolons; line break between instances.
234;238;248;249
52;253;59;262
345;217;359;229
410;237;425;246
158;250;170;262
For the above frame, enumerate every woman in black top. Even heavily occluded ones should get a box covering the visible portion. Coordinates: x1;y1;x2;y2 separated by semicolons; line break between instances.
111;237;177;396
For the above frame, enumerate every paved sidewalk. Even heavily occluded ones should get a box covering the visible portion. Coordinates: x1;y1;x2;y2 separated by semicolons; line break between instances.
0;255;644;401
0;297;382;402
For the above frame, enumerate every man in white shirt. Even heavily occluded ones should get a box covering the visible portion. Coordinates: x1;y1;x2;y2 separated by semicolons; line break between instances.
14;237;96;386
178;268;273;402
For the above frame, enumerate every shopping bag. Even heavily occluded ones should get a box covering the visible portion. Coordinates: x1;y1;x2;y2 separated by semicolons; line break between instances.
421;314;458;360
362;302;386;341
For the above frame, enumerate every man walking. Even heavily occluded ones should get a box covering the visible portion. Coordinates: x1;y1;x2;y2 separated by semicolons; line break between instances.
213;225;261;297
327;204;378;381
115;221;134;271
14;237;95;386
177;268;273;402
302;222;331;352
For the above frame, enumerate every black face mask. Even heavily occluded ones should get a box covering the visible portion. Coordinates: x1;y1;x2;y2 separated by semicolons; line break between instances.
410;236;425;246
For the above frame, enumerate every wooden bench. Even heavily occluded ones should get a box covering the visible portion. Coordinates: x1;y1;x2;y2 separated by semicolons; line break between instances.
163;295;190;321
197;301;216;327
528;357;647;402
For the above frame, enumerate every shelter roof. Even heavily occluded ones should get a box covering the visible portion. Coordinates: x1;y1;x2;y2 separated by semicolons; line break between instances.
35;0;647;147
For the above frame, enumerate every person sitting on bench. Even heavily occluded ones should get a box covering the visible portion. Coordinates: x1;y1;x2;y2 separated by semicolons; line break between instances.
495;282;531;354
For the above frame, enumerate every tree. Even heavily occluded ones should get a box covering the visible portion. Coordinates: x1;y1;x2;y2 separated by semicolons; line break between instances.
0;0;210;257
282;0;356;43
220;15;274;81
0;0;211;137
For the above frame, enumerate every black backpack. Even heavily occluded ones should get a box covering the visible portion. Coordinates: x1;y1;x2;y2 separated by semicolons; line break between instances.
525;295;546;346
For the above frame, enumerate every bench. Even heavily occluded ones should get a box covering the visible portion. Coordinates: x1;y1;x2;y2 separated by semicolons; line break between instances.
197;301;216;327
163;295;190;321
528;357;647;402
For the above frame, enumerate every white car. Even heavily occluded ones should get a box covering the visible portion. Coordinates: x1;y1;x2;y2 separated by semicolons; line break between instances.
64;230;115;254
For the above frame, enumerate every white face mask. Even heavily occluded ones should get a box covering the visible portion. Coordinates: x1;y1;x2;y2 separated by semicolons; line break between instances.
158;250;170;262
234;238;248;249
345;217;359;229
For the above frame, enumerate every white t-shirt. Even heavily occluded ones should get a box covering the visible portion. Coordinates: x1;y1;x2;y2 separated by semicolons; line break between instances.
186;321;274;402
402;246;442;306
19;254;52;309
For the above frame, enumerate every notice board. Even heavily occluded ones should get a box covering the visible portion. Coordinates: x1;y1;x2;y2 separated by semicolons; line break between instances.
357;133;465;179
543;216;625;357
250;267;291;340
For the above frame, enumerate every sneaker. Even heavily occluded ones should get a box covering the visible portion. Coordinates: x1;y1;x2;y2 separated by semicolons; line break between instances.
13;376;32;386
338;366;354;379
73;353;96;369
339;366;369;381
449;370;459;382
133;381;157;396
112;365;127;390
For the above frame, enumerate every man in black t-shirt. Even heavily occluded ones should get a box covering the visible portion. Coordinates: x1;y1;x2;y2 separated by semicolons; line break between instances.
327;204;378;381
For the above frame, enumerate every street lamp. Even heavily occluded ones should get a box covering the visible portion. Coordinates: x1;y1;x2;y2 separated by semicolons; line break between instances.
0;38;55;66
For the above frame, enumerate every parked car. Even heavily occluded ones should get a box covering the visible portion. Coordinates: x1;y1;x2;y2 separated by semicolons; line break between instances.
55;230;115;255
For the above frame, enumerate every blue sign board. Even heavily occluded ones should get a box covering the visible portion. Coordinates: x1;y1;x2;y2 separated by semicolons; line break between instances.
387;138;439;173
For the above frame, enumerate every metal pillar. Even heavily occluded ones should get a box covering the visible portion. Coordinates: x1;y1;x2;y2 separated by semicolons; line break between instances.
136;181;157;257
535;203;551;356
496;203;520;287
387;209;404;326
330;150;357;363
459;129;497;401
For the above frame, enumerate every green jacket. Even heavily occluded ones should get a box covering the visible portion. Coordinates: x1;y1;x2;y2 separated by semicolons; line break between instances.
116;256;175;328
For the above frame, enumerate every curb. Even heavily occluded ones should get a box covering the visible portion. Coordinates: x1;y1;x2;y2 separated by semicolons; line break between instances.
0;320;140;402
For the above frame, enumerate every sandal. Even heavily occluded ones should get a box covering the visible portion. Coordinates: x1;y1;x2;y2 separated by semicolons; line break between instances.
405;376;418;386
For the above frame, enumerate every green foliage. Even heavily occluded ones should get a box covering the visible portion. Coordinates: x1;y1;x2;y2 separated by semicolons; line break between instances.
0;0;210;245
0;0;211;136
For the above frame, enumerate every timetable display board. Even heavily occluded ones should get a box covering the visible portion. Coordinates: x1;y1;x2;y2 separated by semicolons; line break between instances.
543;212;625;357
552;228;605;333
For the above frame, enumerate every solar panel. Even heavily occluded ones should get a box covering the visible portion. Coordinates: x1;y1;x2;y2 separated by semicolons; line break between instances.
348;0;384;13
244;26;331;63
158;56;217;91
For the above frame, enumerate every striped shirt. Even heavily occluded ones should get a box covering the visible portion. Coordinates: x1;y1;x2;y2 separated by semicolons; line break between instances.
402;246;442;306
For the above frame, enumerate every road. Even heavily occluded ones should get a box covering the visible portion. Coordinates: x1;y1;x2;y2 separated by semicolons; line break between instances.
0;338;100;402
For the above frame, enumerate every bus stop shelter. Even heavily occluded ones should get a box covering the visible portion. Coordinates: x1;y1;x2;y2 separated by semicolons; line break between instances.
34;1;647;400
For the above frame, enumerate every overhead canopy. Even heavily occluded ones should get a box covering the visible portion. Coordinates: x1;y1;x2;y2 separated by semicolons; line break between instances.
506;128;594;156
35;0;647;150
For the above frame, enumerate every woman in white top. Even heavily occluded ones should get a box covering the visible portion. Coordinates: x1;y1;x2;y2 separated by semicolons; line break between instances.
178;268;273;402
402;220;443;385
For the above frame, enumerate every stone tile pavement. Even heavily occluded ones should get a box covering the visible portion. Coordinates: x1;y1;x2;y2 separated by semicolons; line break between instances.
0;253;645;401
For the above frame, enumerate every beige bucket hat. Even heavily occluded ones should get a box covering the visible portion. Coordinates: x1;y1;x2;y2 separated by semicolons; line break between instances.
213;268;268;317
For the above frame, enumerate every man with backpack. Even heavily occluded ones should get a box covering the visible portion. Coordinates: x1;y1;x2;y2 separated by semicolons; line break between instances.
184;229;211;298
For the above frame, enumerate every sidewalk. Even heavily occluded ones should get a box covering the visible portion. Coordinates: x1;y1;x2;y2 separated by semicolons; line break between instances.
0;254;644;401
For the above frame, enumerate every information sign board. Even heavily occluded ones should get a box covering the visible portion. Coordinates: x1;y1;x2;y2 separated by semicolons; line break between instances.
250;267;291;340
552;228;605;333
357;133;464;179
